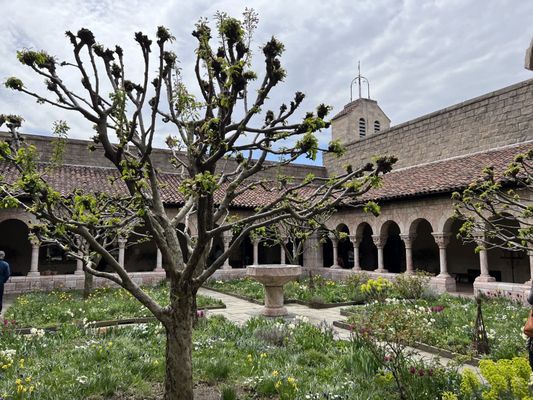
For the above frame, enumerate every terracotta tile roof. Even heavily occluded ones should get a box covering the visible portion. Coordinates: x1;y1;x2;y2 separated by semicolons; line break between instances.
360;141;533;202
0;141;530;208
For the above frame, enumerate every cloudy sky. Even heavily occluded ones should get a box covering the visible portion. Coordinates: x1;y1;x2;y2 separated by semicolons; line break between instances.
0;0;532;164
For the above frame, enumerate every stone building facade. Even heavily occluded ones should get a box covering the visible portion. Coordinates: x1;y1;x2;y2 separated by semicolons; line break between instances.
1;78;532;298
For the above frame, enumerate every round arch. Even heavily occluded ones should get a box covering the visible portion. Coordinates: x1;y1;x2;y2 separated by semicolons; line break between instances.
0;219;31;276
409;218;439;274
356;222;377;271
381;220;405;273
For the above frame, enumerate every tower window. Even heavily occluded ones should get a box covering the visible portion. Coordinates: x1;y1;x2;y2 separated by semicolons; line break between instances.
374;120;381;133
359;118;366;138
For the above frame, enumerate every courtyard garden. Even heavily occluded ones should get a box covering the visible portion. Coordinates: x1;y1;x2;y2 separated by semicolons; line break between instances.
1;312;532;400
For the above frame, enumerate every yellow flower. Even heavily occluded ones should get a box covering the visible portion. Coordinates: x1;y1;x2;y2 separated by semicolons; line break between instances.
25;377;31;383
15;378;22;385
260;353;267;359
275;380;281;390
272;370;279;377
246;354;253;362
287;376;296;386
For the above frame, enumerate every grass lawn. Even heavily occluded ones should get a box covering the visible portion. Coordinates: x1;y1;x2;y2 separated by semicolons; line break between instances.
5;284;223;328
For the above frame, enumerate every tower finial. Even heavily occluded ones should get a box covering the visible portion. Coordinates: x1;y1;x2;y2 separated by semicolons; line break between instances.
350;61;370;101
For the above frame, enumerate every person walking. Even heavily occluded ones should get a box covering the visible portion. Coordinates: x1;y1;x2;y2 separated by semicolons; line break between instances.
0;251;11;314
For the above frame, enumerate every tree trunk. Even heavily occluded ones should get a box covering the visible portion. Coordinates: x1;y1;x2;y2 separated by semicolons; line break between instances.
83;270;94;300
164;295;194;400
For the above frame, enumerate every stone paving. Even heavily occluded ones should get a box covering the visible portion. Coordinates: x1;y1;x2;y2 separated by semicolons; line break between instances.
198;287;483;377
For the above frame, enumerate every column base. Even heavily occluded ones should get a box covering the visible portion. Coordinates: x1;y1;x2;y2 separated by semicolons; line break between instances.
74;270;84;276
404;269;415;275
474;275;496;283
153;268;165;273
352;267;362;272
330;264;342;269
222;264;232;271
27;271;40;277
432;274;456;292
375;268;388;273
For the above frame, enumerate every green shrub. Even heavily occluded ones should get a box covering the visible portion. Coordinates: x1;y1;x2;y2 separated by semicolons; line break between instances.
393;271;432;300
204;358;232;382
220;385;238;400
253;324;288;347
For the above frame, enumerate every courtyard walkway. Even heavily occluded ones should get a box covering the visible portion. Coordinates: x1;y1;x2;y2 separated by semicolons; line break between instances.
198;287;482;376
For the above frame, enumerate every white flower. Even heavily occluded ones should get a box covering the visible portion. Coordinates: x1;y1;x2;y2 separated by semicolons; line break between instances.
76;375;88;384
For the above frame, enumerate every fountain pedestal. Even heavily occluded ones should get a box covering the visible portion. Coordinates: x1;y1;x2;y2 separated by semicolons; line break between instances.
246;264;302;317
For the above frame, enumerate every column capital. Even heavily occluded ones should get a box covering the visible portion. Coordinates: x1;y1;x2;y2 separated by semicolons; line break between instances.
350;235;363;245
371;235;386;248
399;234;416;247
222;233;232;244
118;237;127;247
431;232;451;248
29;235;40;247
472;231;486;244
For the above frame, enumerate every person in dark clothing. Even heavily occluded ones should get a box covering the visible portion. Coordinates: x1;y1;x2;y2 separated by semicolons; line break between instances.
0;251;11;314
527;288;533;369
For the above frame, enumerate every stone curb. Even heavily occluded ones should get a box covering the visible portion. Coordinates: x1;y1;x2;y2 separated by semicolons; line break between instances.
332;320;482;367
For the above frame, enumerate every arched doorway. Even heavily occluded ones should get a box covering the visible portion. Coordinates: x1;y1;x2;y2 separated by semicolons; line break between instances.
336;224;353;269
0;219;31;276
124;229;157;272
381;221;405;273
39;243;76;275
486;216;528;283
445;218;479;288
322;232;333;268
356;223;377;271
410;219;439;274
229;235;253;268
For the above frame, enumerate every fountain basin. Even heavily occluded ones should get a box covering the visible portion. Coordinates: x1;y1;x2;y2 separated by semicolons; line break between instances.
246;264;302;317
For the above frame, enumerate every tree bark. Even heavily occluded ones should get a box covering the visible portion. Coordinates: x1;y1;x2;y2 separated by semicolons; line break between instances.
83;270;94;300
164;295;194;400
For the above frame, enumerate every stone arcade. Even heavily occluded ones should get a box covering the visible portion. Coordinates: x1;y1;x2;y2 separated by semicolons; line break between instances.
1;78;532;299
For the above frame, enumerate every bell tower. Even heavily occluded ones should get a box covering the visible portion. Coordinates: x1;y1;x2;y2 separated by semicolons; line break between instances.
331;62;390;144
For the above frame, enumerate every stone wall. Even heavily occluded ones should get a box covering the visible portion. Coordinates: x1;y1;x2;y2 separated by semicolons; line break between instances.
2;133;326;182
325;79;533;174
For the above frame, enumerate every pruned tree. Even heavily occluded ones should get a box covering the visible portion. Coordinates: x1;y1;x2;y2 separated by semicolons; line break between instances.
453;150;533;252
0;11;395;400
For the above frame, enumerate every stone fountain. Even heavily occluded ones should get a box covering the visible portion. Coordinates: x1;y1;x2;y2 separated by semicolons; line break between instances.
246;264;302;317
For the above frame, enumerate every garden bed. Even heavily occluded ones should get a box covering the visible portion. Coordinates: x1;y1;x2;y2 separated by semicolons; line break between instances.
203;285;363;308
4;285;224;328
0;314;464;399
332;320;482;367
341;294;529;360
204;275;368;307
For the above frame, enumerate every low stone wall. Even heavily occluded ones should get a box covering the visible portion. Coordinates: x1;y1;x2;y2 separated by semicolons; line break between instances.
4;272;167;294
473;280;529;304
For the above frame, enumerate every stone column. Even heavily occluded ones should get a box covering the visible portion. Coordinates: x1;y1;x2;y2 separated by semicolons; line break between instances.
302;231;323;269
527;249;533;284
222;233;232;270
28;238;40;277
372;235;387;273
118;237;126;268
330;235;340;269
75;250;84;275
154;248;164;272
351;235;362;271
252;238;259;266
431;232;456;292
400;234;416;274
280;237;286;264
474;233;495;283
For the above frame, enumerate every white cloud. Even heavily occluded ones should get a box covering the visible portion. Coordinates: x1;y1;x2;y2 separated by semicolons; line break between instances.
0;0;531;164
